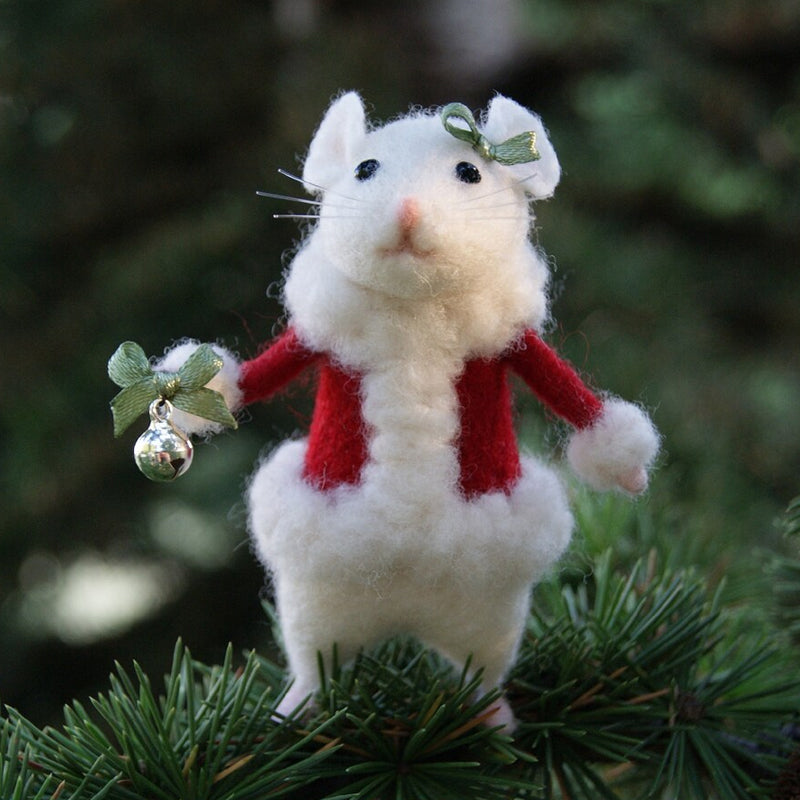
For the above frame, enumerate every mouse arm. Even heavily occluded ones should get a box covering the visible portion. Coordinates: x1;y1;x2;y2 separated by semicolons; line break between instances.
155;328;318;436
506;330;659;494
239;327;320;404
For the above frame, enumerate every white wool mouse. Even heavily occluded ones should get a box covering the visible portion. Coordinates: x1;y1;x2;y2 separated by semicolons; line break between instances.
143;91;659;731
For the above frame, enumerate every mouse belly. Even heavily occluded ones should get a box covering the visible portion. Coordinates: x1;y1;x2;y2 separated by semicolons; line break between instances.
249;437;572;583
247;437;573;691
246;353;572;698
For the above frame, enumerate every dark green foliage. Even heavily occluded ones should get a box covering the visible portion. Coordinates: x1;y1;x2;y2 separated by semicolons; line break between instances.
512;552;797;799
2;0;799;726
6;642;341;800
4;540;798;800
781;497;800;541
1;719;60;800
768;496;800;645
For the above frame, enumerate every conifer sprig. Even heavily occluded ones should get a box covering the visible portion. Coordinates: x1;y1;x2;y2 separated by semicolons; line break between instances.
1;720;61;800
5;641;341;800
2;546;798;800
507;551;798;799
770;496;800;644
280;640;525;800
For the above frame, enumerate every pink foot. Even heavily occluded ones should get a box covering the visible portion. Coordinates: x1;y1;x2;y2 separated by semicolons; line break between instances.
272;682;314;723
479;693;517;734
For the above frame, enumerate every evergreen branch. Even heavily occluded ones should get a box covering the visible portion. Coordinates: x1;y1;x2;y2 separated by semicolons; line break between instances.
1;719;61;800
781;496;800;539
3;548;799;800
769;494;800;645
505;551;799;799
6;641;342;800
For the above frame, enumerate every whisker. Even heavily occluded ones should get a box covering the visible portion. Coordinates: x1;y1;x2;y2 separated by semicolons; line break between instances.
273;214;320;220
459;199;528;210
448;215;526;222
277;168;362;203
257;190;322;206
455;171;538;204
259;192;360;216
272;214;362;220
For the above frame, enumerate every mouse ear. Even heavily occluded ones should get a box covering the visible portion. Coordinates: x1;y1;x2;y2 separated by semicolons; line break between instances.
302;91;368;194
481;95;561;199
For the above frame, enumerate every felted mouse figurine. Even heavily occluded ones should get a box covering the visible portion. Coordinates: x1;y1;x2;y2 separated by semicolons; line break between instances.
129;91;659;731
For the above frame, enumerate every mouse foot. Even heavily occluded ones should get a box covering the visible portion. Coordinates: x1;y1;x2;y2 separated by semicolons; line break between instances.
271;682;315;725
478;692;517;734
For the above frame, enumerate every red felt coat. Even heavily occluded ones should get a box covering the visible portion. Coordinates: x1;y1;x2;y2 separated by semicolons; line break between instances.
239;327;603;498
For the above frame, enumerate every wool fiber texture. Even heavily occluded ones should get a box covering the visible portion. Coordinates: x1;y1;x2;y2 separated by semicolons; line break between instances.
156;92;659;725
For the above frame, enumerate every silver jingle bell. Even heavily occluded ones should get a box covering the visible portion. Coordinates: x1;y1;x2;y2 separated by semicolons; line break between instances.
134;399;194;482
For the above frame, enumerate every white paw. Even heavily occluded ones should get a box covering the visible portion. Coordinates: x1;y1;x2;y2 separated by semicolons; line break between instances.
479;693;517;734
567;398;659;493
272;681;315;723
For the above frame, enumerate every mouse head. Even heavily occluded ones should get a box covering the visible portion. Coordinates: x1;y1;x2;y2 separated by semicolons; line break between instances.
296;92;560;309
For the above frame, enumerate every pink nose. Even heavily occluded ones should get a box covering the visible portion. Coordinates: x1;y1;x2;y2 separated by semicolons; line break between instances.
397;197;420;234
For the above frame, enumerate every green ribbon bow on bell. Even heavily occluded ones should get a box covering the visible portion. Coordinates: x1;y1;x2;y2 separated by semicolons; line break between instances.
441;102;540;165
108;341;238;437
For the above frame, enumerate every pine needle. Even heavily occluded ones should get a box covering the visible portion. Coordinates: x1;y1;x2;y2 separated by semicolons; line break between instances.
4;511;800;800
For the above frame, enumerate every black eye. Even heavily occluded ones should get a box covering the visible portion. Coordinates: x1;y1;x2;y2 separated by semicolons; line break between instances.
455;161;481;184
354;159;380;181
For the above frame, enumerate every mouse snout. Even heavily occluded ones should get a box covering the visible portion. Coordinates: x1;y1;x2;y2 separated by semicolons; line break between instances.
377;195;435;265
397;197;420;236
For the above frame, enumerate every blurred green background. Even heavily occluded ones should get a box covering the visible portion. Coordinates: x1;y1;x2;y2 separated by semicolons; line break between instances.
1;0;799;726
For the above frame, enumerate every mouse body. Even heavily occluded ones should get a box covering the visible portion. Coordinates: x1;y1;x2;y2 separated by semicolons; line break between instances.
157;92;659;729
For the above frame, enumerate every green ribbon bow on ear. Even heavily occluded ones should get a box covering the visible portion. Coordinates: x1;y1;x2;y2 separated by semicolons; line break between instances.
441;102;540;165
108;341;238;437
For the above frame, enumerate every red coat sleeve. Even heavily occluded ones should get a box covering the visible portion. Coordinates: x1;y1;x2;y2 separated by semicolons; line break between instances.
505;329;603;429
239;327;320;405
